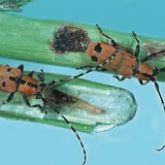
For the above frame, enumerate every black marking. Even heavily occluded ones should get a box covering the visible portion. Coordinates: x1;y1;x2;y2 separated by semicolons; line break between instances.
2;82;6;87
27;82;37;88
91;56;98;62
17;64;24;72
7;68;12;72
94;43;102;53
9;76;16;81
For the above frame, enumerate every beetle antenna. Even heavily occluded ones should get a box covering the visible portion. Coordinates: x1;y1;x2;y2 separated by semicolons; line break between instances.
141;49;165;62
53;53;117;87
152;80;165;115
51;106;87;165
156;143;165;152
152;80;165;152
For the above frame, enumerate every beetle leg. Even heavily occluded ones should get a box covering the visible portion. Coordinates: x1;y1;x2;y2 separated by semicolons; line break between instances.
113;75;126;81
132;31;140;58
22;95;46;113
53;65;104;87
76;65;95;70
151;67;165;76
0;92;15;106
152;79;165;115
17;64;24;72
6;92;15;102
46;80;57;86
55;55;115;86
2;92;15;105
139;80;149;85
96;24;118;47
156;144;165;152
157;67;165;74
159;67;165;72
139;72;165;115
37;69;45;82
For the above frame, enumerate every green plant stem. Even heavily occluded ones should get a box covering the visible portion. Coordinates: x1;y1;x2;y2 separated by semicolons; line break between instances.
0;0;33;11
0;13;165;81
0;73;137;133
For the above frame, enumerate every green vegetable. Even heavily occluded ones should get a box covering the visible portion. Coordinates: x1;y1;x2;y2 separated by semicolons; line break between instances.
0;13;165;81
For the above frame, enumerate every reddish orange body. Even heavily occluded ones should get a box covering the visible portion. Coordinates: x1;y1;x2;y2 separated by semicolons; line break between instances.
86;42;154;81
18;75;39;96
0;64;87;162
87;42;137;78
0;65;22;93
68;24;165;152
0;65;41;97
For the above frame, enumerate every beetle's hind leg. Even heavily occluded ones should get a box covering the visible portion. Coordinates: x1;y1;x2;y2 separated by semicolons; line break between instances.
132;31;140;59
113;75;126;81
37;69;45;82
22;95;46;113
0;92;15;106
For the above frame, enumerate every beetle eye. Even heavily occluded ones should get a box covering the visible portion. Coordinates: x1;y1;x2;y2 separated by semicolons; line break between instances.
94;43;102;53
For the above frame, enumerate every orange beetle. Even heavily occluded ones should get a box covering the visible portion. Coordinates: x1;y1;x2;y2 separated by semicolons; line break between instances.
59;25;165;151
0;64;87;164
0;64;46;110
65;24;165;127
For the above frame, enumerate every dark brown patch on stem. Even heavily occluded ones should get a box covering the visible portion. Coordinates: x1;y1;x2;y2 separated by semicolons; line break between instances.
52;25;90;54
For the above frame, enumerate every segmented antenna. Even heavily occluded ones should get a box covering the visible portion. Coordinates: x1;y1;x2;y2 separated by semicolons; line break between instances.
153;80;165;115
51;52;117;88
152;80;165;152
52;106;87;165
156;143;165;152
141;49;165;62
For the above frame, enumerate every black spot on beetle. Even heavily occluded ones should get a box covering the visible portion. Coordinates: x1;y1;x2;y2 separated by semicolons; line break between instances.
27;82;37;88
2;82;6;88
52;25;90;54
7;68;12;72
94;43;102;53
9;76;16;81
91;56;98;62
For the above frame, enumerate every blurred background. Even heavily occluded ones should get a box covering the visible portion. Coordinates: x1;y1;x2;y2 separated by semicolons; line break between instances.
0;0;165;164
